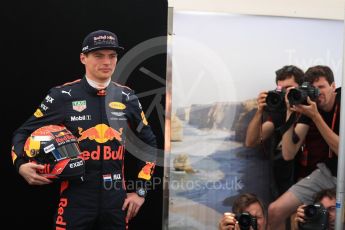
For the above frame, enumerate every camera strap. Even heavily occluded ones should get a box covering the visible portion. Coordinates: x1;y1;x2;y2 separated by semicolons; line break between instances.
275;112;299;141
329;103;338;158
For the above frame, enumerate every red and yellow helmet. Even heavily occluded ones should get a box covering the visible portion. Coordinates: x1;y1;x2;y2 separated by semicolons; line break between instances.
24;125;85;180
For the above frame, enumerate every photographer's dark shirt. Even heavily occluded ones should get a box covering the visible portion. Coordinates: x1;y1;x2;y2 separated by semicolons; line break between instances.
296;87;341;178
267;112;285;141
265;110;298;195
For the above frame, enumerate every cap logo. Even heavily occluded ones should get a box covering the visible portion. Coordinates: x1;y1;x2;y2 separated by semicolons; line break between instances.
94;35;115;41
82;30;123;53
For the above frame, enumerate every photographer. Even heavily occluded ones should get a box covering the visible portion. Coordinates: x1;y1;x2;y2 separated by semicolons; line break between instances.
218;193;266;230
294;188;336;230
268;65;340;230
245;65;304;196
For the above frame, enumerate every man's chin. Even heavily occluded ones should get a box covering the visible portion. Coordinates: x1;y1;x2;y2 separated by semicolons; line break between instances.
98;74;112;80
328;223;335;230
316;100;325;108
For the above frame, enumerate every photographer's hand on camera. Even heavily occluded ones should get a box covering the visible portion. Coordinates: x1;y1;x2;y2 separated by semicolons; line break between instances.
219;212;240;230
295;204;307;225
284;86;296;118
257;91;268;112
245;91;276;147
290;97;319;121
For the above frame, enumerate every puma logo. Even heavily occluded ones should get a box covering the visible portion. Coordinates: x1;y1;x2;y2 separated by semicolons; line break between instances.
122;91;130;100
62;89;72;96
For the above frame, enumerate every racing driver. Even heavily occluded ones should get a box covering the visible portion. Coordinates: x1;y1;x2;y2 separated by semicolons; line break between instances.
11;30;157;230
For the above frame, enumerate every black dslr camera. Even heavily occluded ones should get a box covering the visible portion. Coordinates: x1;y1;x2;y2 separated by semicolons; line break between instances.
265;87;286;113
298;203;329;230
235;212;258;230
287;82;319;106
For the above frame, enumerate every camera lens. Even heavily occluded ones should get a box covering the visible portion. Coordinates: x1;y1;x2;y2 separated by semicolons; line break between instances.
266;92;282;108
288;88;305;105
237;213;252;230
288;82;320;106
265;90;286;112
304;205;318;219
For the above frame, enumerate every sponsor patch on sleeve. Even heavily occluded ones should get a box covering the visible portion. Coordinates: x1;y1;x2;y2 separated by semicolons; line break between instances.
11;147;17;164
34;108;44;118
45;95;54;103
138;162;155;180
140;111;148;126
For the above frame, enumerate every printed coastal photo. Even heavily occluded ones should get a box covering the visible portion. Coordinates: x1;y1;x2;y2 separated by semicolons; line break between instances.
168;11;343;230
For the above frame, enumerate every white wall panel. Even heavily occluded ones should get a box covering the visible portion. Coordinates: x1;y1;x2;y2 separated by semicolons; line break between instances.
170;0;344;20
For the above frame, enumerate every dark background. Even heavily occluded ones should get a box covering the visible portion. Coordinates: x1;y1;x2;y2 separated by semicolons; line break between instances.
1;0;167;229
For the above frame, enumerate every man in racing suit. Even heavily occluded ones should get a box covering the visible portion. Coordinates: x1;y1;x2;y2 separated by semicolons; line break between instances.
11;30;157;229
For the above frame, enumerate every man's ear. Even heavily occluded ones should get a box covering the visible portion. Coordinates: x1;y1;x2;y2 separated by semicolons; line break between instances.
80;53;86;64
331;82;336;91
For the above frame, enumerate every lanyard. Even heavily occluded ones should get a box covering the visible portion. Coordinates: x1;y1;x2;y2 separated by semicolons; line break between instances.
329;103;338;158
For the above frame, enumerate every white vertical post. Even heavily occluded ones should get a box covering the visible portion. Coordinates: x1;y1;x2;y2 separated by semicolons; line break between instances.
335;8;345;230
162;5;173;230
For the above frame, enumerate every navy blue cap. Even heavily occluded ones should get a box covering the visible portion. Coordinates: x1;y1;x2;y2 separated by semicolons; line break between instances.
81;30;124;54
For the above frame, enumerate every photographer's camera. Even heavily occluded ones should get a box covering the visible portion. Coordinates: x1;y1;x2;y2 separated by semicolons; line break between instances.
235;212;258;230
265;87;286;113
298;203;328;230
287;82;319;106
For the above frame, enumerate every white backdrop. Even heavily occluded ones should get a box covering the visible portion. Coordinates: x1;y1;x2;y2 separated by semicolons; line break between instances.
172;12;343;107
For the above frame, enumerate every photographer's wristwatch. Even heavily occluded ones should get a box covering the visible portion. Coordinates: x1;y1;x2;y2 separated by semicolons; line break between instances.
136;187;147;198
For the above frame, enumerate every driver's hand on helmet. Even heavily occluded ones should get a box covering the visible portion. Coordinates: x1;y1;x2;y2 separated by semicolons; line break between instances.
19;162;52;185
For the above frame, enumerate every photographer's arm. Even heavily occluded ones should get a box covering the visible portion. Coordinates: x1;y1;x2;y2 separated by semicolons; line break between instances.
245;111;274;147
245;91;274;147
294;97;339;155
282;122;309;160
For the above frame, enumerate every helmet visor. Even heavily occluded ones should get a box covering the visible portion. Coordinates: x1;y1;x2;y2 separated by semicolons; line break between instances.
50;143;81;161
